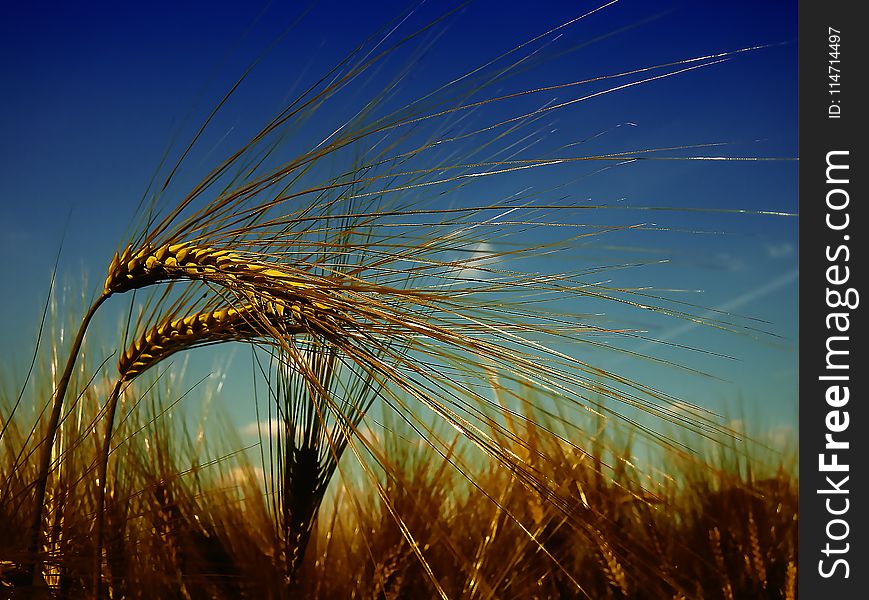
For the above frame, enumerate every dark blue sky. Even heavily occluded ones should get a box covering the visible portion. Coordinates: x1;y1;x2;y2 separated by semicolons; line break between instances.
0;1;797;443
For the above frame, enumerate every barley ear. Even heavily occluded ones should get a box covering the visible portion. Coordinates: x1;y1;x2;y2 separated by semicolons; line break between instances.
118;302;303;381
596;532;629;597
709;527;734;600
104;242;315;296
747;511;767;588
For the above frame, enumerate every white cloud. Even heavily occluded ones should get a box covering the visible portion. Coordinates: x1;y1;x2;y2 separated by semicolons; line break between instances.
240;418;281;437
727;418;745;433
766;424;796;449
452;242;501;281
224;465;265;484
713;252;747;273
766;242;795;259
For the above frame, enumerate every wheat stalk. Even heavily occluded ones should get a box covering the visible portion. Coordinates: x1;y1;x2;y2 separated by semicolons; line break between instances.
34;244;326;584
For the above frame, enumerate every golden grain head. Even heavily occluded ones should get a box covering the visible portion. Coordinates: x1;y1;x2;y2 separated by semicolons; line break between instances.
104;242;317;295
118;301;305;381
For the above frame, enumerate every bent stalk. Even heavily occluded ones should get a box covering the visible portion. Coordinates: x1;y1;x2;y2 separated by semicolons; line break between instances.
28;293;110;586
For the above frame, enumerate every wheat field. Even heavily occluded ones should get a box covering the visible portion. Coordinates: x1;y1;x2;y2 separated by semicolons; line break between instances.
0;2;797;598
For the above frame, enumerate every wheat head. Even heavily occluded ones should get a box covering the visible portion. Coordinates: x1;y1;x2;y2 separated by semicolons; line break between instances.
118;301;305;381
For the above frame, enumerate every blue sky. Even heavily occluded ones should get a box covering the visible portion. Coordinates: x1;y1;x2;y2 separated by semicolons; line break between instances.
0;1;797;449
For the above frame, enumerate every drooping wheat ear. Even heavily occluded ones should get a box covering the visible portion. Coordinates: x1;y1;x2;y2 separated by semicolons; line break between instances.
117;301;306;381
104;242;314;295
35;242;273;581
103;242;343;341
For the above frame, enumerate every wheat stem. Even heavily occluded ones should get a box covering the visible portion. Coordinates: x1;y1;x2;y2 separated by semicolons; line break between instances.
28;293;109;587
92;379;124;598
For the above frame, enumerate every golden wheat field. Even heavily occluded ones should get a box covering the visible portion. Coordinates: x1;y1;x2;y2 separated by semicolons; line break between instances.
0;2;797;598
